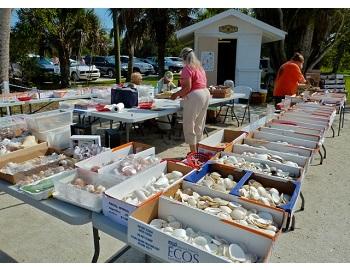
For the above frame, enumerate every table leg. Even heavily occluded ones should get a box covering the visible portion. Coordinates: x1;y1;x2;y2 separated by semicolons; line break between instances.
91;227;100;263
331;125;335;138
338;106;342;136
29;104;32;114
9;106;12;116
290;215;296;231
300;191;305;211
106;245;131;263
342;105;345;128
126;123;131;142
322;144;327;159
20;105;23;114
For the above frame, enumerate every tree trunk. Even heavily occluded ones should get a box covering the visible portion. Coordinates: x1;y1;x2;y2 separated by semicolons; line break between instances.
112;10;121;84
0;8;11;93
127;43;134;82
157;40;166;80
331;42;345;73
58;45;71;88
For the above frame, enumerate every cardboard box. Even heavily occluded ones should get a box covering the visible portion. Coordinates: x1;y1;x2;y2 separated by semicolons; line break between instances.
259;127;321;143
184;162;247;196
252;131;318;150
0;141;47;162
216;152;303;180
230;143;310;169
162;181;286;240
198;129;247;156
266;122;323;136
128;196;275;263
0;145;65;184
271;119;325;133
103;161;194;226
53;168;117;212
231;171;301;213
243;138;313;158
75;142;153;171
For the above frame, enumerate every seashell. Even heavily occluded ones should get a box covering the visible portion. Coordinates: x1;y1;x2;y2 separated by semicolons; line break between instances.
134;190;148;202
172;229;188;240
126;197;139;205
150;219;167;229
166;215;176;223
220;205;232;214
284;161;299;168
154;176;169;188
271;192;281;204
95;185;106;194
236;219;249;226
204;207;222;215
200;195;214;202
260;197;270;206
192;192;200;200
254;218;271;229
170;171;183;179
223;244;230;257
211;238;223;246
217;212;232;220
168;221;182;229
228;175;234;180
227;156;238;164
224;178;236;190
230;208;246;220
258;211;274;223
269;188;279;196
85;184;95;193
251;191;261;201
212;184;226;192
270;154;284;163
213;197;229;206
206;243;218;254
185;227;195;237
239;188;249;197
210;172;221;180
197;201;210;209
257;186;268;196
229;244;246;262
255;154;269;160
187;197;198;207
162;226;174;234
228;202;241;209
193;236;207;246
266;224;278;232
242;184;250;190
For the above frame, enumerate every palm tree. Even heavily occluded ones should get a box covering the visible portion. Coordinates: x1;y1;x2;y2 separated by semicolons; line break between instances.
109;8;122;84
0;8;11;94
120;9;147;81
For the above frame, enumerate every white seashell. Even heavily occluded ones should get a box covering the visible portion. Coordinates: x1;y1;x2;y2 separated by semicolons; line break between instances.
236;219;249;226
125;197;139;205
211;238;223;246
193;236;207;246
284;161;299;168
212;184;226;192
227;156;238;163
168;221;182;229
228;175;234;180
204;207;222;215
206;243;218;254
166;215;176;223
229;244;246;262
224;178;235;190
258;211;274;223
217;212;232;220
251;191;261;201
154;176;169;188
257;186;268;196
239;188;249;197
187;197;198;207
269;188;279;196
228;202;241;209
260;197;271;206
271;192;281;204
220;205;232;214
134;190;148;202
266;224;278;232
163;226;174;234
256;154;269;160
150;219;167;229
192;192;200;200
185;227;195;237
230;209;246;220
172;229;187;240
210;172;221;180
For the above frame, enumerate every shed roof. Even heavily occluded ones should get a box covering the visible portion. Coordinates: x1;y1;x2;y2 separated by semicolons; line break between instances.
176;9;287;43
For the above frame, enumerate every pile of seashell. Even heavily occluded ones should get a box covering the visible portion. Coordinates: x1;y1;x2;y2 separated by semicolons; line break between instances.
0;135;38;156
122;170;183;205
70;178;106;194
239;179;291;207
213;155;292;180
15;159;76;186
73;144;107;161
171;188;278;236
241;152;299;168
113;155;160;177
197;172;237;193
149;215;259;263
242;144;301;157
0;153;70;175
0;126;27;141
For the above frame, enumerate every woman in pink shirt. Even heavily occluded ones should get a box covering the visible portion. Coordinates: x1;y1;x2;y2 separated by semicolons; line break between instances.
171;47;210;152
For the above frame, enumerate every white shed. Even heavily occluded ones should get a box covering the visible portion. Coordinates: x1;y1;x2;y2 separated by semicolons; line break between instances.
176;9;286;90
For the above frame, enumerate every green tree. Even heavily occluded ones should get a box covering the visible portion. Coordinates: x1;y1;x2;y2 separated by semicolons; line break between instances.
109;8;123;83
254;8;347;72
13;8;102;88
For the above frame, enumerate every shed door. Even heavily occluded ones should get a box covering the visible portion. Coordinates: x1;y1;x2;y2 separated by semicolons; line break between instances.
217;39;237;85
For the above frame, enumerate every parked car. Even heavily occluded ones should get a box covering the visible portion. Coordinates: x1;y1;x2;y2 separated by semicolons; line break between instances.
145;56;183;73
69;59;100;81
84;55;128;78
164;57;183;73
141;58;159;73
120;56;155;75
27;55;61;83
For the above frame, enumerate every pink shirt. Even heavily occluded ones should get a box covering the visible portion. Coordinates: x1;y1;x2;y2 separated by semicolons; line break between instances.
180;65;207;92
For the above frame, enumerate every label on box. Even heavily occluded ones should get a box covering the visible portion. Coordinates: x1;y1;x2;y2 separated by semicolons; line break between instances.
102;196;135;226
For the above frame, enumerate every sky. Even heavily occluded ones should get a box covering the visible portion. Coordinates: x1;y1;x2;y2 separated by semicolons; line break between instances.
11;8;113;30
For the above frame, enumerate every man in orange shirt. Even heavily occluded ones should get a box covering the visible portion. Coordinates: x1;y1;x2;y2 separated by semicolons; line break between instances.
273;52;307;106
